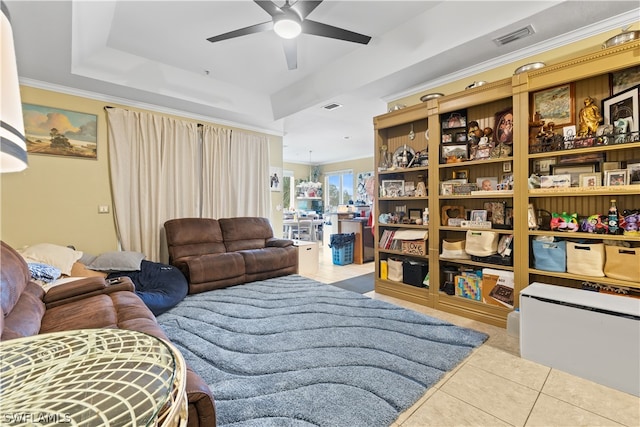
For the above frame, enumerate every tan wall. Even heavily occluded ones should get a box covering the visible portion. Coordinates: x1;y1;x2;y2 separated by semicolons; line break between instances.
321;157;375;199
0;86;283;255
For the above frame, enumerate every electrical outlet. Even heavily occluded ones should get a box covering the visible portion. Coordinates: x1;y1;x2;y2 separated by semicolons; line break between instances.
98;205;109;214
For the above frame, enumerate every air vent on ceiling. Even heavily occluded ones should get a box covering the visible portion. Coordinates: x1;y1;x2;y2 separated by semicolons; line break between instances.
322;102;343;111
493;25;535;46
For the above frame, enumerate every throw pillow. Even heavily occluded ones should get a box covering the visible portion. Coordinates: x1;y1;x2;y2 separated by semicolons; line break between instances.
18;243;83;276
85;251;145;271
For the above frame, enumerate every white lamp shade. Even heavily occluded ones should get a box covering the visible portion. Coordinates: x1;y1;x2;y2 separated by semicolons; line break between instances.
1;2;28;172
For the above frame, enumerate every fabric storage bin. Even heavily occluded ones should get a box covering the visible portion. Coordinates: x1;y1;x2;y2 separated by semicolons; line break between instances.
465;230;499;257
387;258;403;282
604;246;640;282
532;239;566;272
566;242;605;277
440;239;470;259
402;260;428;287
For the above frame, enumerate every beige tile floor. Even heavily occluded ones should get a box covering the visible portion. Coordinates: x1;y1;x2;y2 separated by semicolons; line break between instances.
301;245;640;427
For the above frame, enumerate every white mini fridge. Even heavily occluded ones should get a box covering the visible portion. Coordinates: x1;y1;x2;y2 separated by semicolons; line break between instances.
520;282;640;396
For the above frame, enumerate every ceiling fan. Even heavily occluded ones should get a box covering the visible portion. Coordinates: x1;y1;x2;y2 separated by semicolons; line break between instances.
206;0;371;70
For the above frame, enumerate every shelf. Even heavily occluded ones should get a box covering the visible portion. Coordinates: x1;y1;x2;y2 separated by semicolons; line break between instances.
529;185;640;197
441;226;514;233
439;157;512;168
529;269;640;290
378;165;429;174
296;197;322;200
440;257;514;271
378;248;429;259
528;141;640;159
440;192;513;200
529;230;640;242
379;196;428;201
379;223;429;229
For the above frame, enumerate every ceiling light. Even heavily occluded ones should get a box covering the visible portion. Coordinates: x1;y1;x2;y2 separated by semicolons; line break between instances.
274;16;301;39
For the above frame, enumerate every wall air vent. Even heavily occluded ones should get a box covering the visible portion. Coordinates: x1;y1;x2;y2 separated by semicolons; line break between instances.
322;103;343;111
493;25;535;46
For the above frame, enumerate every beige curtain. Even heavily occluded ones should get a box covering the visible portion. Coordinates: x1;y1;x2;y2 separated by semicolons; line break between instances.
201;125;270;218
107;108;271;262
106;108;200;262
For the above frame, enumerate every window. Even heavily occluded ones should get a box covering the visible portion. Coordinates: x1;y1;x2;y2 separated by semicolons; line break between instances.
325;170;353;211
283;170;294;210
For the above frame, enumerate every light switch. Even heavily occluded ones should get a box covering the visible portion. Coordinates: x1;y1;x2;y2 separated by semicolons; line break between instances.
98;205;110;214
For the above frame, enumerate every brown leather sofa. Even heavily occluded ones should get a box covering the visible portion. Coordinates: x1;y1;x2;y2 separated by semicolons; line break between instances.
0;241;216;427
165;217;298;294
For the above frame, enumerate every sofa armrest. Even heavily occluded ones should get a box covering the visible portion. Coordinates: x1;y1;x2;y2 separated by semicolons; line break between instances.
266;238;293;248
44;277;135;308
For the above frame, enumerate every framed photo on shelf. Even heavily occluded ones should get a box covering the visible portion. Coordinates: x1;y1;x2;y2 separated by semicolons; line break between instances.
532;157;556;174
550;163;599;187
495;107;514;144
442;133;453;143
441;144;468;162
381;180;405;197
455;132;467;142
579;173;601;188
627;160;640;184
483;202;506;225
470;210;488;222
404;181;415;196
476;177;498;191
440;182;454;195
452;169;469;180
602;84;639;137
532;83;575;126
408;209;422;221
604;169;629;186
610;64;640;95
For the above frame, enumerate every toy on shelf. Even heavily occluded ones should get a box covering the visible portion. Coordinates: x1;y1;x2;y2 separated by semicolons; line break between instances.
581;214;609;234
550;212;579;232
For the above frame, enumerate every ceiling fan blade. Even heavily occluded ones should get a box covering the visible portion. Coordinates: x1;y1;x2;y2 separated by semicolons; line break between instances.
254;0;284;18
302;19;371;44
207;21;273;43
290;1;323;19
282;38;297;70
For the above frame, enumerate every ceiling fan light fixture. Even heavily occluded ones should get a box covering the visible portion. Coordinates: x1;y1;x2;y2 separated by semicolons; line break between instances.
274;17;302;39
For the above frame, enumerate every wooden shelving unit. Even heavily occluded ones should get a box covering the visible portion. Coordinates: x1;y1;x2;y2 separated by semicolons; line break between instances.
372;40;640;328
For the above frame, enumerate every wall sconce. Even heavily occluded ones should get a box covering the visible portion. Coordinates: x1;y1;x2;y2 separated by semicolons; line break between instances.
1;1;28;172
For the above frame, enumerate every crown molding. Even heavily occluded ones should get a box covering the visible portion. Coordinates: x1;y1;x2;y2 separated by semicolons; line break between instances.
18;78;284;137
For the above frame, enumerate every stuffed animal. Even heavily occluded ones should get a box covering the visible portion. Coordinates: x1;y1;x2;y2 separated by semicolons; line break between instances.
550;212;579;232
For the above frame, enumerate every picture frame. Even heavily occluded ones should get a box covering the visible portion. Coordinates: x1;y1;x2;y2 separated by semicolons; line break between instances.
527;203;538;229
540;174;571;188
381;179;405;197
505;207;514;227
408;208;422;221
604;169;629;186
579;173;601;187
470;209;488;222
610;64;640;95
269;166;282;192
483;202;506;225
550;163;599;187
455;132;467;142
626;160;640;184
441;205;466;226
440;182;454;196
441;110;467;130
602;84;640;138
532;157;556;174
494;107;514;145
442;133;453;143
452;169;469;180
532;83;575;126
499;173;513;191
22;103;98;160
441;144;468;162
476;177;498;191
404;181;415;196
502;162;512;173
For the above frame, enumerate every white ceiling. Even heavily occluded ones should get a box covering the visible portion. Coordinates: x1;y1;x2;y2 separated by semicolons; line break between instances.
7;1;640;165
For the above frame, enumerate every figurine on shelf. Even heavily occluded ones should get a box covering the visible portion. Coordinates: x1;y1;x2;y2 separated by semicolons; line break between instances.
379;144;392;170
578;96;602;137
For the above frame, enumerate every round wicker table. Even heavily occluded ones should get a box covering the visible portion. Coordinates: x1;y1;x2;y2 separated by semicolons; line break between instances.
0;329;187;426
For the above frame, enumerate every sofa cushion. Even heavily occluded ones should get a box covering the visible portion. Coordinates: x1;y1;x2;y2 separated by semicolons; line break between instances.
40;294;119;333
1;282;46;340
1;241;32;316
240;247;298;274
165;218;227;261
175;252;245;284
219;217;273;252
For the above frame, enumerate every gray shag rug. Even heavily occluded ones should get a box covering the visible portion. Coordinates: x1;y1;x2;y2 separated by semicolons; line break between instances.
157;275;487;427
